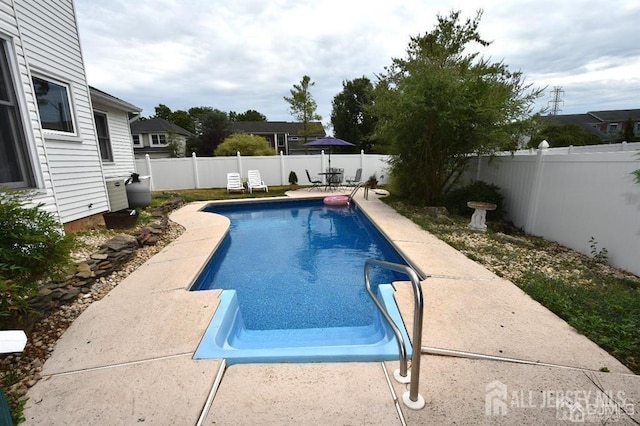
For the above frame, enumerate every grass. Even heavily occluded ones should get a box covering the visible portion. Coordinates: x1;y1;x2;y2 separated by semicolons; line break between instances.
383;196;640;374
149;185;291;206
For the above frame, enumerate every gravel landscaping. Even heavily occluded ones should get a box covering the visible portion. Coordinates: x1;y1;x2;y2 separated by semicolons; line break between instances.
386;199;640;374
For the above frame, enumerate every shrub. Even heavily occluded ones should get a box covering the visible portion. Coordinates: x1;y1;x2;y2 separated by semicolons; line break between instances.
0;190;75;327
214;133;276;156
443;181;505;221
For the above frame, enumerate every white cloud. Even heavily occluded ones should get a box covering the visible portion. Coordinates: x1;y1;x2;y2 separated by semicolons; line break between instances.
75;0;640;125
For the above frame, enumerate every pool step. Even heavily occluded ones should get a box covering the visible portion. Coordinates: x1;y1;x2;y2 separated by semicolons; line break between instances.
194;285;412;365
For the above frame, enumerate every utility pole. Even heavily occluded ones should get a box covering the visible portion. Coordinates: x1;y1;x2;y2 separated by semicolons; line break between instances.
548;86;564;115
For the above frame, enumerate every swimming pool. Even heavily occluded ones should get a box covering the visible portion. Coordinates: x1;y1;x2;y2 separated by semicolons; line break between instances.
192;198;415;364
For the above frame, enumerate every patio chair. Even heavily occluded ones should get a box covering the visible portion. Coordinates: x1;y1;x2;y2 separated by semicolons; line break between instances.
327;167;344;190
305;169;322;191
226;172;245;193
345;168;362;187
247;169;268;193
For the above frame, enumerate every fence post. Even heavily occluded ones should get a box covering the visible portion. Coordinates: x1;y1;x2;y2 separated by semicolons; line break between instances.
236;151;243;177
360;150;365;173
524;140;549;234
476;155;482;181
280;151;286;185
192;152;200;189
144;154;154;191
321;150;326;171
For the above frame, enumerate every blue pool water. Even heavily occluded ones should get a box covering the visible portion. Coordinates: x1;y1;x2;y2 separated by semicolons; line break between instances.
192;199;414;363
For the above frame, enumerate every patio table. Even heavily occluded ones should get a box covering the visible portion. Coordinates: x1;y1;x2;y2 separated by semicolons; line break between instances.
318;171;342;191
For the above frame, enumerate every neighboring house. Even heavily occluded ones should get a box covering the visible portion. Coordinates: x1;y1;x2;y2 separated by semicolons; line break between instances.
130;118;192;159
229;121;326;154
1;0;141;232
540;109;640;142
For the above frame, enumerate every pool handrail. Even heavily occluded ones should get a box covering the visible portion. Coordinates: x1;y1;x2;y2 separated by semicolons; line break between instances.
364;259;425;410
347;182;364;203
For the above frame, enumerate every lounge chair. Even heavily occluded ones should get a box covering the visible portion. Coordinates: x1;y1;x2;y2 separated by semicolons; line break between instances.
226;172;245;193
247;169;268;193
345;168;362;187
305;169;322;191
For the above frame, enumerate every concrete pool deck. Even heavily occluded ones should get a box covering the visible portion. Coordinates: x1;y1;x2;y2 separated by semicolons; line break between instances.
23;190;639;425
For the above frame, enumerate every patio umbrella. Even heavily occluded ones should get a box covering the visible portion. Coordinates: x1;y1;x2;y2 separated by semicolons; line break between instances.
304;136;355;169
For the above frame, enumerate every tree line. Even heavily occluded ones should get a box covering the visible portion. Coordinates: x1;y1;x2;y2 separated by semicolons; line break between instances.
145;10;634;204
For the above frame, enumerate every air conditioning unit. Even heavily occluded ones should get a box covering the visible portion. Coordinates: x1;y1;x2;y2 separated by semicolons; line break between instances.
104;177;129;211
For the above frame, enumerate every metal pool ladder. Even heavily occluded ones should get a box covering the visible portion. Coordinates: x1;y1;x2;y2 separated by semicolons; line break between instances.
347;182;365;203
364;259;425;410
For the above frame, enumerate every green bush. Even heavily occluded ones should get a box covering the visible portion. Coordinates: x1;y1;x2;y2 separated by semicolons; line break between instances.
443;181;505;221
214;133;276;156
0;190;75;327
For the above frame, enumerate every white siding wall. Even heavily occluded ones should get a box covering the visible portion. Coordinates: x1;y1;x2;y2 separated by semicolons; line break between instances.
92;99;136;179
1;0;58;216
13;0;109;223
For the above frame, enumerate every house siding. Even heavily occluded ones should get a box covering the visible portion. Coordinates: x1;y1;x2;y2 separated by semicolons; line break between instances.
0;0;58;216
13;0;110;223
92;99;137;178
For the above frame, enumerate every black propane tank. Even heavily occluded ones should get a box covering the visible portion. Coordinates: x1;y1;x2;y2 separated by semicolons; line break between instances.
125;173;151;208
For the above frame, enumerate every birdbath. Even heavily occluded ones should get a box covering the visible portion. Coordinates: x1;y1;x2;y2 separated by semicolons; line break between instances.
467;201;497;232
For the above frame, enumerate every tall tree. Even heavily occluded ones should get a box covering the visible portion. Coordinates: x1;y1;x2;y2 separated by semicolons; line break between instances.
283;75;323;142
374;10;542;204
150;104;195;133
229;109;267;122
153;104;172;121
186;107;230;156
331;77;377;152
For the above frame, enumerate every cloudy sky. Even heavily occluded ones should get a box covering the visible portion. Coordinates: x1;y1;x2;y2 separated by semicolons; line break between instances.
75;0;639;130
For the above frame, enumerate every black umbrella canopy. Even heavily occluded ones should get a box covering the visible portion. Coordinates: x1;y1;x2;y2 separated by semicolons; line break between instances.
304;136;355;168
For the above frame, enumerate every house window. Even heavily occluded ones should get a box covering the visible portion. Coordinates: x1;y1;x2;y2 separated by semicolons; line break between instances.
32;75;75;133
93;111;112;162
608;123;619;133
0;41;32;188
132;134;142;147
150;134;166;146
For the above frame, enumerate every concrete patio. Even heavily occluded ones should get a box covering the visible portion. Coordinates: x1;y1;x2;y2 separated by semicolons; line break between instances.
23;190;639;425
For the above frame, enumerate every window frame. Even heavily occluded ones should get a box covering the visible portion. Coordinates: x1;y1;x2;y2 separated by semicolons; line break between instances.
132;134;142;147
93;110;113;162
0;38;34;188
31;74;77;136
150;133;167;146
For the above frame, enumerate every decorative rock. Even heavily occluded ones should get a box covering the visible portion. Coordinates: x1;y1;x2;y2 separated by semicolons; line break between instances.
493;232;533;247
60;288;81;302
76;263;92;272
37;288;52;297
435;214;453;225
76;270;93;279
90;253;109;260
104;234;139;252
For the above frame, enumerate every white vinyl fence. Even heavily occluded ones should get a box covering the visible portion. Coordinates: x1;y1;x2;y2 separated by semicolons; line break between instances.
135;143;640;276
135;151;390;191
464;142;640;276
